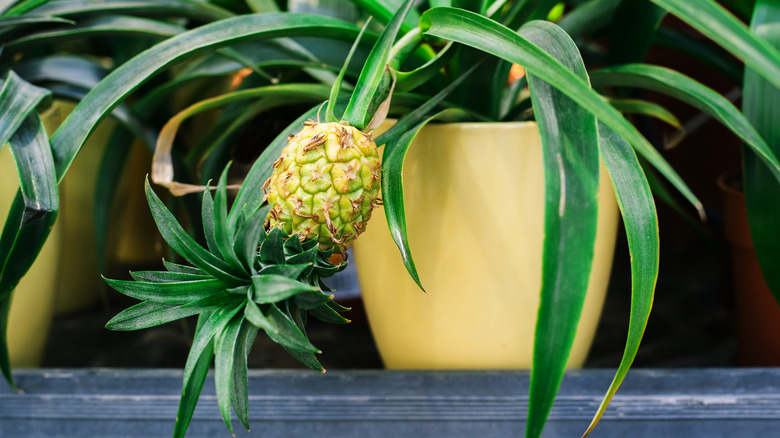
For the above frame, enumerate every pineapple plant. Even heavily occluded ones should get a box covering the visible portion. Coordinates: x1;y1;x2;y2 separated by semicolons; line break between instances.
101;3;429;437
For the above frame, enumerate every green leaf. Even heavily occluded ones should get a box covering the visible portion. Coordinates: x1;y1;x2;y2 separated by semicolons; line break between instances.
419;7;702;215
0;295;14;389
260;227;286;264
285;245;318;268
30;0;234;21
583;123;659;436
395;41;453;93
4;15;184;51
590;64;780;185
309;302;350;324
173;311;216;438
0;71;50;154
649;0;780;89
233;207;265;273
49;12;362;182
348;0;420;33
144;178;244;285
164;260;204;275
654;27;744;84
293;291;333;309
182;301;245;390
743;1;780;303
104;293;238;331
258;263;311;279
129;271;212;282
0;15;72;30
379;118;431;292
0;111;58;355
283;236;304;255
106;302;179;331
278;302;324;369
201;181;219;255
231;319;258;431
264;303;320;353
104;277;229;304
521;21;599;438
327;17;372;123
608;98;682;130
342;0;416;129
214;164;245;272
244;298;274;332
251;274;318;303
1;0;49;17
375;63;476;146
215;312;244;434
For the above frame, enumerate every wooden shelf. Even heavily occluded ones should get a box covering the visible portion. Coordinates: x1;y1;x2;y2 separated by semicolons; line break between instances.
3;368;780;437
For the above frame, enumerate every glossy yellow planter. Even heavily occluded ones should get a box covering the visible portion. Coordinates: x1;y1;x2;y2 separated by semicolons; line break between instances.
52;101;114;315
354;122;618;369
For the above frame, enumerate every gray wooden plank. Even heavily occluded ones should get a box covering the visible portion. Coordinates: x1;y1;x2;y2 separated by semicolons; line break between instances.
2;368;780;437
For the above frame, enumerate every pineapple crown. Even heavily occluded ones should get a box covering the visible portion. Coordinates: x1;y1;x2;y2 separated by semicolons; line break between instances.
105;166;349;436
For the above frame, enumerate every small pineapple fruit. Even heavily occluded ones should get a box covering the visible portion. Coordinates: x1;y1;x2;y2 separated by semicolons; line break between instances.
264;120;382;254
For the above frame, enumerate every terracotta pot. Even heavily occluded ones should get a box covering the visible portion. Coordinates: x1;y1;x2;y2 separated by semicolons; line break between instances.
718;174;780;366
353;122;618;369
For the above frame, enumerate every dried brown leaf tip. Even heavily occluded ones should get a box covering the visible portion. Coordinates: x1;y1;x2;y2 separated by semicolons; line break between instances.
303;133;327;152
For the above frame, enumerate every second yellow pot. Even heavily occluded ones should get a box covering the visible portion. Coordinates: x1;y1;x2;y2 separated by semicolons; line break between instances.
354;122;618;369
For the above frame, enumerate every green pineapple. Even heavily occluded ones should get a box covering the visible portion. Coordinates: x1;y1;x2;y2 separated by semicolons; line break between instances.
263;120;382;254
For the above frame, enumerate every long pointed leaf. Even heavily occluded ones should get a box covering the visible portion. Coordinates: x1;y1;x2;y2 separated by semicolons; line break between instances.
214;164;245;272
327;17;372;123
521;21;599;438
104;277;229;304
583;123;659;436
590;64;780;185
743;1;780;302
231;320;258;431
649;0;780;89
5;15;184;50
173;311;215;438
49;13;362;182
419;7;703;216
104;293;238;331
348;0;420;33
250;274;318;303
143;178;244;285
342;0;416;129
30;0;234;21
215;312;244;434
0;112;57;387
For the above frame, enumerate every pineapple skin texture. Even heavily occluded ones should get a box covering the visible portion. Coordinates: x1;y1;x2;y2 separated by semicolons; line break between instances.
264;121;382;254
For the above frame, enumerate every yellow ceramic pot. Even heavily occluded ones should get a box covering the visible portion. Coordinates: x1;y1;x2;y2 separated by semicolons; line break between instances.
353;122;618;369
51;101;113;315
51;102;159;314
